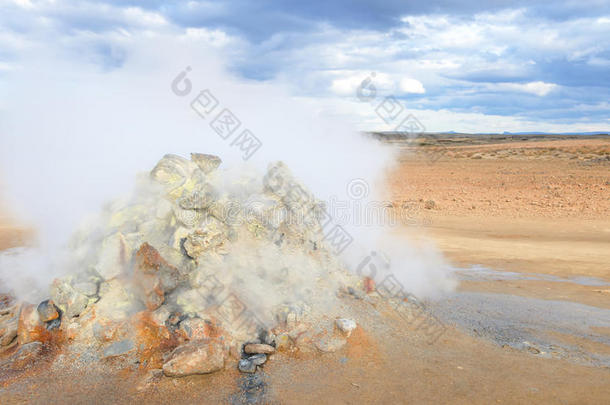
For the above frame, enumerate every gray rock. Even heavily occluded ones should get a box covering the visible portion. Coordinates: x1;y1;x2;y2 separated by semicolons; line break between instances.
102;339;135;359
335;318;357;337
249;354;267;366
46;318;61;331
238;358;256;373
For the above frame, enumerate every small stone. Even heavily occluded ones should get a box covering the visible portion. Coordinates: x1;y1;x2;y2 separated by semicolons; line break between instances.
37;300;60;323
424;200;436;210
162;340;225;377
244;343;275;355
335;319;357;337
346;287;365;300
248;354;267;366
238;358;256;373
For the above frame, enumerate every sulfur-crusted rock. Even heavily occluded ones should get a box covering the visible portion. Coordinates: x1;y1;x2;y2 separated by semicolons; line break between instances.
178;184;217;210
151;154;194;189
183;222;228;260
50;278;90;318
190;153;221;174
162;340;225;377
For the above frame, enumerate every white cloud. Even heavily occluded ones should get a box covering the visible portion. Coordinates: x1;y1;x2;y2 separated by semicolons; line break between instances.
399;78;425;94
330;71;394;96
497;81;558;96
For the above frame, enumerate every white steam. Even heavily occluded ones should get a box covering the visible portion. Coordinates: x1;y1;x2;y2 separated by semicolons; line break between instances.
0;35;455;302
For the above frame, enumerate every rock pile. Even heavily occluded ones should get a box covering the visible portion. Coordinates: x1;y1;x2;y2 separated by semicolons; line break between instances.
0;153;362;377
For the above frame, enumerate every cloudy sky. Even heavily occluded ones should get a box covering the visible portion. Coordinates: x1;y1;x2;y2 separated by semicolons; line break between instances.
1;0;609;132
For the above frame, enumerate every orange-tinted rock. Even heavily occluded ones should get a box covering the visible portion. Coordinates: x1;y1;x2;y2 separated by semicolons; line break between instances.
132;311;178;369
177;318;215;341
134;243;176;311
37;299;60;322
162;339;226;377
17;304;43;345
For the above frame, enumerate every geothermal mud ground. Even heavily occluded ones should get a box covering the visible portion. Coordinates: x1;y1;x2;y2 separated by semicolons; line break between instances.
1;135;609;404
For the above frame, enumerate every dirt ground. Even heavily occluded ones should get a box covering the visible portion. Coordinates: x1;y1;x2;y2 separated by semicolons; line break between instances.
388;137;610;295
1;135;609;404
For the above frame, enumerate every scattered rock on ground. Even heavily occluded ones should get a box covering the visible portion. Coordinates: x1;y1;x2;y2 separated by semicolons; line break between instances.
335;318;357;337
238;358;256;373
